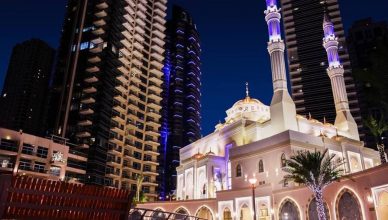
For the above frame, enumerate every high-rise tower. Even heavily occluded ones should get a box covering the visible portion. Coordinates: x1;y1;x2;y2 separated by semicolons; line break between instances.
0;39;54;135
159;5;201;197
49;0;167;200
265;0;297;133
322;13;359;140
279;0;363;137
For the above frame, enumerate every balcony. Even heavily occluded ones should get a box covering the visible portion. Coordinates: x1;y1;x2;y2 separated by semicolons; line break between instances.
95;10;107;18
115;85;127;94
114;95;127;104
132;58;142;67
93;19;106;27
135;18;145;27
153;23;166;32
154;8;166;18
112;115;126;125
92;28;105;35
148;84;162;93
84;76;98;83
154;2;167;11
153;15;165;25
122;30;132;41
120;39;132;49
76;131;91;138
78;120;92;126
79;143;89;149
89;44;103;53
151;44;164;54
146;129;159;137
151;35;164;47
88;56;101;63
109;136;124;145
83;86;97;94
111;125;125;135
134;33;144;42
79;108;94;115
123;22;133;32
133;50;143;59
124;6;134;14
91;37;104;45
134;26;145;34
119;56;130;66
150;60;163;69
113;104;126;114
133;41;143;51
151;52;164;62
81;97;95;104
124;14;134;23
149;75;163;86
86;66;100;73
108;146;123;156
116;74;129;84
148;93;162;102
96;2;108;9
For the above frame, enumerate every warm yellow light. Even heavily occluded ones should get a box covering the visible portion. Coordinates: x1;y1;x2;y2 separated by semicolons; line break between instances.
249;178;257;185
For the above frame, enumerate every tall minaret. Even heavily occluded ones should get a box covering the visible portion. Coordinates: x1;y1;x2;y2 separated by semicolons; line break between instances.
322;13;359;140
265;0;297;132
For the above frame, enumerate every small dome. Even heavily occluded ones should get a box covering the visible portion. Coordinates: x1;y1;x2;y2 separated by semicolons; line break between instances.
192;151;204;160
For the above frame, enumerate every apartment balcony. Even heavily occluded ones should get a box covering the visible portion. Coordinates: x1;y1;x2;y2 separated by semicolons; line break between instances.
108;146;123;156
124;14;134;24
79;143;89;149
115;85;127;94
133;41;143;51
116;74;129;85
150;60;163;69
91;37;104;45
127;102;139;111
143;181;158;187
124;6;134;14
154;2;167;11
119;56;130;66
83;86;97;94
135;18;145;27
79;108;94;115
86;66;100;73
153;15;165;25
112;115;126;125
128;93;139;102
120;39;132;49
114;95;127;104
132;58;142;67
81;97;96;104
146;129;159;137
151;52;163;62
143;169;158;176
133;50;143;59
96;2;108;9
136;10;146;19
117;66;130;76
146;110;160;119
122;30;132;41
153;23;166;32
148;85;162;93
84;76;99;83
111;125;125;136
113;104;126;114
151;44;164;55
89;44;103;53
131;66;142;76
88;56;101;63
144;149;159;156
146;119;160;129
95;10;107;18
154;8;166;18
148;93;162;102
106;172;120;179
109;136;124;146
76;131;91;138
120;48;131;58
134;33;144;42
78;120;92;126
151;35;165;47
92;28;105;35
137;3;146;11
123;22;133;32
149;75;163;86
93;19;106;27
134;26;145;34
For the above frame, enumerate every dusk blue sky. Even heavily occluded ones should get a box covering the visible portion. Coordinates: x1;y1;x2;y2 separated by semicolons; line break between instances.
1;0;388;136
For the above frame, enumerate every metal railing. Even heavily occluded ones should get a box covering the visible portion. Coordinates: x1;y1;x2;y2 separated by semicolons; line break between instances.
128;208;205;220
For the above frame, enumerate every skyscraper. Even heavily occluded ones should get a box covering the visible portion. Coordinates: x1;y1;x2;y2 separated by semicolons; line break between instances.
0;39;54;135
279;0;363;137
49;0;167;201
159;5;201;197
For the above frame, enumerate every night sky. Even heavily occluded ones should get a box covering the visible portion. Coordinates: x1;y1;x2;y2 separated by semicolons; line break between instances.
1;0;388;136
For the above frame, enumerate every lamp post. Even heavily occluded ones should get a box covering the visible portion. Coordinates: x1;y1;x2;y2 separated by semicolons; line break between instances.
249;177;257;220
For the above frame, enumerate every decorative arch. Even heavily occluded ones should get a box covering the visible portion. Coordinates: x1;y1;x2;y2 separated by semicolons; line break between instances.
151;209;167;220
195;205;214;220
306;196;330;220
258;159;264;173
236;164;242;177
174;206;191;218
239;203;251;220
335;188;363;220
278;198;301;220
281;153;287;167
223;207;232;220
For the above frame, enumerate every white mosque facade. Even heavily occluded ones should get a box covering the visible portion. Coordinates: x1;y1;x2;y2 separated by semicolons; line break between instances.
137;0;388;219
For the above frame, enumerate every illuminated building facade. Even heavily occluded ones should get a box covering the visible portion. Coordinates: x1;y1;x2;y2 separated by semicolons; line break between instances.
0;128;86;182
48;0;167;200
137;1;388;219
159;5;201;198
0;39;54;136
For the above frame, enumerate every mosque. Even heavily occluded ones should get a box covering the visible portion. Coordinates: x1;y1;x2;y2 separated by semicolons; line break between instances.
137;0;388;219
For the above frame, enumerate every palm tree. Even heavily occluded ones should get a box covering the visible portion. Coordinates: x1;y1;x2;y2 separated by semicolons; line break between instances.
364;115;388;164
283;149;344;220
135;174;144;202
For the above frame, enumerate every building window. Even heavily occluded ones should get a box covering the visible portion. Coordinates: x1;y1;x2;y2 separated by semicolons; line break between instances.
281;153;287;168
34;162;45;173
258;160;264;173
36;146;48;158
50;166;61;176
21;144;34;155
19;159;32;171
236;164;242;177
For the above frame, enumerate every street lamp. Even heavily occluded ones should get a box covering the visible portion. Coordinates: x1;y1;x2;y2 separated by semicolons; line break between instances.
248;177;257;220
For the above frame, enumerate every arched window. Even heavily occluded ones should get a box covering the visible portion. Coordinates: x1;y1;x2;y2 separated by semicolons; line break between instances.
258;160;264;173
236;164;242;177
281;153;287;167
223;208;232;220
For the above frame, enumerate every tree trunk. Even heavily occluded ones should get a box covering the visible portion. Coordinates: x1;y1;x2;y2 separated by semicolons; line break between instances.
315;188;327;220
377;143;387;164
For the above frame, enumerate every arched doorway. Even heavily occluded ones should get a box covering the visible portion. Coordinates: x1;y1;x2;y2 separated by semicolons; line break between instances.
196;206;213;220
279;199;300;220
223;208;232;220
151;209;166;220
307;198;330;220
240;204;251;220
377;191;388;219
175;207;189;220
336;189;362;220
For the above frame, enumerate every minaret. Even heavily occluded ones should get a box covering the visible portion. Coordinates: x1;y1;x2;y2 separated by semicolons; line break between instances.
264;0;297;132
322;12;359;140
